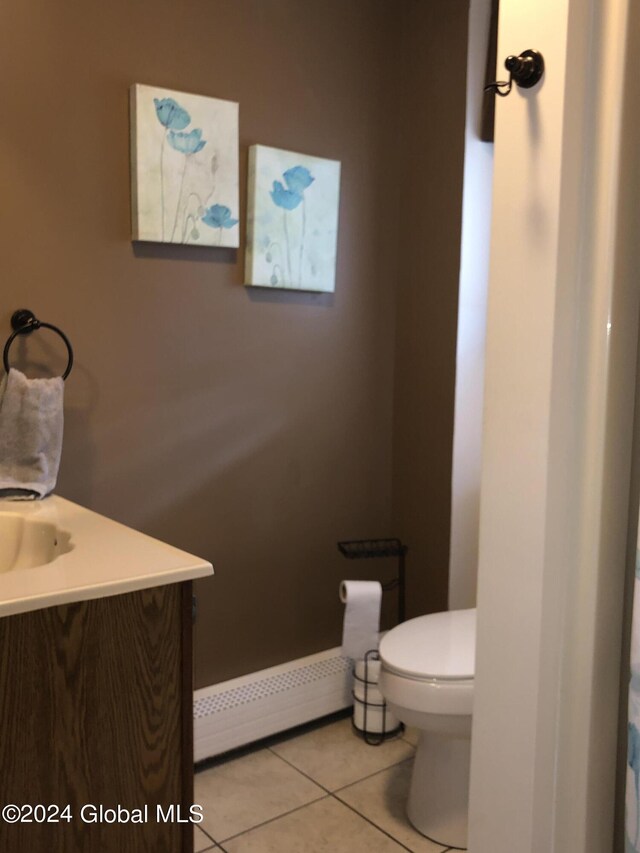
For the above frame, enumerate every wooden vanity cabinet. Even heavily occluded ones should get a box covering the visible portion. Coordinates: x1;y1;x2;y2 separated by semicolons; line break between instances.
0;582;194;853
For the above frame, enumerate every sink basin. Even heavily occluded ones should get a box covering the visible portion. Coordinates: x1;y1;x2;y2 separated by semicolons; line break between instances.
0;496;212;618
0;514;72;573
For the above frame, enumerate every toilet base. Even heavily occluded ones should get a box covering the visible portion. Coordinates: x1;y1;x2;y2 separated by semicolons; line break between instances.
407;728;471;850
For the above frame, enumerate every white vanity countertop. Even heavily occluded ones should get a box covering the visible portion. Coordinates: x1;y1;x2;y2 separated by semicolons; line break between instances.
0;495;213;618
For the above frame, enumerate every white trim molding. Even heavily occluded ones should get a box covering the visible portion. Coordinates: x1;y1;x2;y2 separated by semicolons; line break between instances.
469;0;640;850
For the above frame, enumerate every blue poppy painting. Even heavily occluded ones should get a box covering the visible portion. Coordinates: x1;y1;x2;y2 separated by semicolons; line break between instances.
202;204;238;245
130;84;239;247
167;128;207;155
283;165;314;194
245;145;341;292
270;181;303;211
153;98;191;130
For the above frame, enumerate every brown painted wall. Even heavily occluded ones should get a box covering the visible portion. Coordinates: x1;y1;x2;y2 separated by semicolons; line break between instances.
392;1;470;619
0;0;467;687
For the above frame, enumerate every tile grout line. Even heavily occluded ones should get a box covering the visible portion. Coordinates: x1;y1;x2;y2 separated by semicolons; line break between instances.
216;793;332;845
331;755;415;795
423;838;464;852
196;822;219;846
198;733;420;850
197;747;331;847
265;746;333;794
213;787;418;853
330;795;416;852
199;766;452;853
217;832;449;853
332;795;451;853
194;837;218;853
326;757;454;853
264;744;420;853
195;749;326;846
263;745;430;850
267;743;415;795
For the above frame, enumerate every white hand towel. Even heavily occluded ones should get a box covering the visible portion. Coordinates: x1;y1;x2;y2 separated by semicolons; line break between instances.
0;368;64;500
340;580;382;659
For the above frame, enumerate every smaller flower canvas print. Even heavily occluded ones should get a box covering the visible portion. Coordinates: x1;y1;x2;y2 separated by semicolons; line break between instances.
245;145;341;292
130;84;239;247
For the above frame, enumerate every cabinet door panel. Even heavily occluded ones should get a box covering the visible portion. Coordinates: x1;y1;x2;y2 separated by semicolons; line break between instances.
0;583;193;853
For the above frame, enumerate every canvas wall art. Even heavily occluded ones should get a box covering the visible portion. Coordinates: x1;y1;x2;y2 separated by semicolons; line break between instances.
130;84;239;247
246;145;341;292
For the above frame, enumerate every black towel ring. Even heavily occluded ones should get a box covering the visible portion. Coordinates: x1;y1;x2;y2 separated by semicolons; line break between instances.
3;309;74;380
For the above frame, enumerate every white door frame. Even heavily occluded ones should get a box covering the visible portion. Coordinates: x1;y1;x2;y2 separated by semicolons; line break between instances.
468;0;640;850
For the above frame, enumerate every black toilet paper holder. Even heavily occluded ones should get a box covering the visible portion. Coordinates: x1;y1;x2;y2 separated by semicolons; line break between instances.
337;538;407;625
352;649;403;746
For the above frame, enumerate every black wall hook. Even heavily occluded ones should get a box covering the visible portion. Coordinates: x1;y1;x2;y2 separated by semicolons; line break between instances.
485;49;545;97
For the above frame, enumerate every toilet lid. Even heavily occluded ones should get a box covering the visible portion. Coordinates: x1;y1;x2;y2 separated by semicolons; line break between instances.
379;608;476;681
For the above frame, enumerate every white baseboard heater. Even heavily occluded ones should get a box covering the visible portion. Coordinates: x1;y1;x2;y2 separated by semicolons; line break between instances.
193;646;353;762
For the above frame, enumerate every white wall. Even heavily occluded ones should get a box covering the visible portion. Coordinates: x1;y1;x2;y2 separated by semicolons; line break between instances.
468;0;640;850
448;0;494;610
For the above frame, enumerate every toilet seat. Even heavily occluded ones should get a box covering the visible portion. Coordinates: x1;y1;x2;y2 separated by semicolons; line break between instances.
379;608;476;716
379;608;476;680
379;668;473;716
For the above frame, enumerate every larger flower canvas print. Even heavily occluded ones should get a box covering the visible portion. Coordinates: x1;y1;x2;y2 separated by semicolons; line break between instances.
245;145;341;292
130;84;239;247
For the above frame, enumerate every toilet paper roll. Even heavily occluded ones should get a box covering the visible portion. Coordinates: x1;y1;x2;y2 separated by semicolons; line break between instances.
353;679;384;705
339;580;382;659
353;698;400;734
354;658;381;682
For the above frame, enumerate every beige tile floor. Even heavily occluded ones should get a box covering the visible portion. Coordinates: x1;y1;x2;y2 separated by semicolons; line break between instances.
193;716;459;853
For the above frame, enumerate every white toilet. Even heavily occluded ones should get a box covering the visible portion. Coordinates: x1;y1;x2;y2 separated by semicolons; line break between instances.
378;608;476;851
